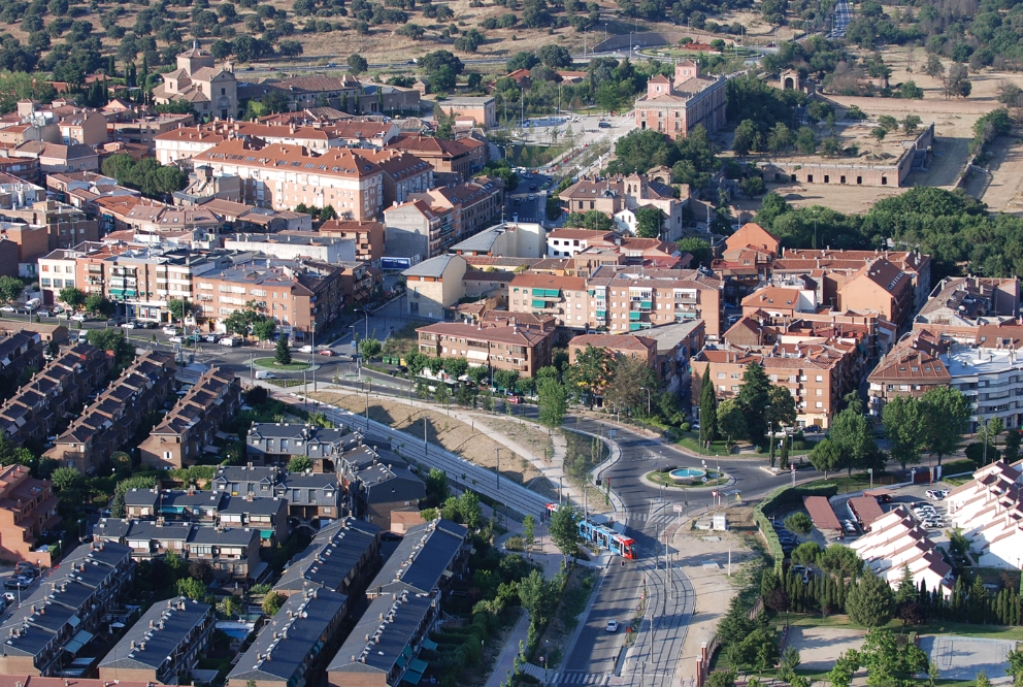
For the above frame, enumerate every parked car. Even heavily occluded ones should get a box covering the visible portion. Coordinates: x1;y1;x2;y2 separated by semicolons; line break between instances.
1;592;15;605
163;326;180;336
205;334;220;343
3;577;31;590
70;312;87;321
841;519;859;534
926;489;950;500
507;395;523;404
598;121;612;128
120;321;137;329
298;345;313;353
168;335;184;344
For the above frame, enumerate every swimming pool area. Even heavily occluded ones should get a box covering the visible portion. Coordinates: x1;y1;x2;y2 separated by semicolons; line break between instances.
215;621;254;641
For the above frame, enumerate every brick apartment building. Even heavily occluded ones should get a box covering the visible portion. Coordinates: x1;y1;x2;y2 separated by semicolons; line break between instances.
274;518;380;597
416;321;554;377
586;265;723;337
45;351;176;474
387;134;486;181
196;257;343;340
0;342;111;448
138;367;242;469
433;96;497;128
508;273;589;329
360;149;434;207
191;139;385;220
912;276;1020;340
0;465;60;567
318;220;386;263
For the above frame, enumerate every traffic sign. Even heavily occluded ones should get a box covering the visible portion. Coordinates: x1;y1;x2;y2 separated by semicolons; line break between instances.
673;504;684;513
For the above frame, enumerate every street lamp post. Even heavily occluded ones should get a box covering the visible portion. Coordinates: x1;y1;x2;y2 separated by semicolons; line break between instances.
495;447;501;490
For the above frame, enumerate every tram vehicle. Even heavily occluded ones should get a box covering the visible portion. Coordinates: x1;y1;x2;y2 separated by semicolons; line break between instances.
546;503;637;559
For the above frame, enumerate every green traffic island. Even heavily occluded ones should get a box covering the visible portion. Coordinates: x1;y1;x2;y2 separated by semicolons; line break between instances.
644;466;729;489
251;358;313;371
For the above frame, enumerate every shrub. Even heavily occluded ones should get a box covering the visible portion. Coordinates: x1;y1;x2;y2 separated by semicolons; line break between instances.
505;535;524;551
784;512;813;535
681;422;691;432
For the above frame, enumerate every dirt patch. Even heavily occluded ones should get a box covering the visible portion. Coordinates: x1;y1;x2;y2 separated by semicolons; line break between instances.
308;391;555;493
963;135;1023;213
786;626;866;670
476;417;554;465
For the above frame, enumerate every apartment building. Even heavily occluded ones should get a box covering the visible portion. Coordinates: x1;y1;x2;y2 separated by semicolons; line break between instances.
327;592;439;687
449;222;545;259
360;149;434;207
0;464;59;567
508;273;589;329
274;518;380;597
123;489;289;547
211;465;342;524
0;342;111;448
245;423;353;471
387;134;486;181
693;318;868;429
945;460;1023;569
197;257;343;339
913;276;1020;340
223;232;356;263
57;110;107;146
318;220;386;263
0;541;135;676
568;333;657;368
138;367;242;469
0;222;49;276
635;60;726;137
155;121;359;164
586;265;723;337
409;177;503;246
226;588;349;687
866;325;1023;431
94;520;263;583
384;198;454;259
191;139;385;221
365;519;468;598
340;447;426;531
434;96;497;128
98;597;214;685
338;260;379;305
402;254;468;320
417;320;554;377
45;351;176;474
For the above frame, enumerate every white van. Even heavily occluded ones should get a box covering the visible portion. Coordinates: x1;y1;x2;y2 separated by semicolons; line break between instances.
255;370;275;380
219;336;242;347
75;330;89;343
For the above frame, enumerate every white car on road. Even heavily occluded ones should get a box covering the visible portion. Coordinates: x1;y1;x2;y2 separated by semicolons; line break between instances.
605;620;619;632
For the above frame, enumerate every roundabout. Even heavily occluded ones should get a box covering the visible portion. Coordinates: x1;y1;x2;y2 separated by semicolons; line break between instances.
252;358;315;371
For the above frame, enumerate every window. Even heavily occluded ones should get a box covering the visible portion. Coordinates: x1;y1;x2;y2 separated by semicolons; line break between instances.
815;375;823;383
815;402;824;408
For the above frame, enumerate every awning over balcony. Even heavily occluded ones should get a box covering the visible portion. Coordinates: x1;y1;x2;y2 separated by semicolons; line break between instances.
466;350;488;361
65;629;94;655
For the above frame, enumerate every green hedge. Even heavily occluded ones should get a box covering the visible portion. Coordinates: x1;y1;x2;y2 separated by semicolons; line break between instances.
753;482;839;572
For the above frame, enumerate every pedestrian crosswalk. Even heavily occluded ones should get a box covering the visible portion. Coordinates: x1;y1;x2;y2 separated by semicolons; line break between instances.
557;672;608;685
630;512;682;525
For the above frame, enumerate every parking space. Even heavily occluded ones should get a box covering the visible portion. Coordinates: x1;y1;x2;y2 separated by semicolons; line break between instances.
829;481;956;548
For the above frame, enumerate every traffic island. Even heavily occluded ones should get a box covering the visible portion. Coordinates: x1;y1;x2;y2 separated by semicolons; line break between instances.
642;467;730;490
252;358;313;371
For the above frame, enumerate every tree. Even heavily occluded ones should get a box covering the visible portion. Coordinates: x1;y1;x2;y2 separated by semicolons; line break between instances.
635;206;666;239
261;591;285;615
455;489;481;528
523;514;536;551
902;114;922;134
883;395;926;469
537;44;572;68
923;54;944;80
871;127;888;142
0;276;24;304
829;400;879;476
50;466;83;493
737;363;771;447
419;50;464;75
360;338;382;359
733;119;760;155
176;577;208;602
518;568;556;626
58;286;85;311
845;568;894;627
565;344;613;408
808;438;842;479
784;512;813;535
84;293;114;316
818;544;862;577
878;115;899;132
699;366;718;447
274;336;292;365
167;298;192;321
604;354;657;415
677;237;712;268
767;122;793;153
549;504;581;564
538;378;567;428
945;64;971;99
252;319;276;344
425;468;449;504
921;386;970;465
718;399;747;451
795;126;817;154
287;455;312;472
791;542;822;567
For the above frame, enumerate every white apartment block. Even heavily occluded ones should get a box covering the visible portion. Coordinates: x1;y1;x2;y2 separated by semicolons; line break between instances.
946;460;1023;569
946;344;1023;432
850;506;954;595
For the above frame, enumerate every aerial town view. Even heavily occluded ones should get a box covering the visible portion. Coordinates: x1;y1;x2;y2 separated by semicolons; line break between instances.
0;1;1022;687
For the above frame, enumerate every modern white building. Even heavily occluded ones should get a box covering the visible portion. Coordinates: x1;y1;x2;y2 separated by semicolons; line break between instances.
946;459;1023;569
849;505;954;596
223;233;356;264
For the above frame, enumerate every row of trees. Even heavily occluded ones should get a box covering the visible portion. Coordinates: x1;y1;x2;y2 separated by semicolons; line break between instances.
697;363;796;460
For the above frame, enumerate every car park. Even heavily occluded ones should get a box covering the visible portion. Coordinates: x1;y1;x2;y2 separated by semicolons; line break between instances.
605;620;619;632
842;519;859;534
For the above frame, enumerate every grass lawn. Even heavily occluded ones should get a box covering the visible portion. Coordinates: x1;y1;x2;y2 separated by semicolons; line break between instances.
675;431;814;458
646;469;728;489
253;358;311;371
776;612;1023;640
800;471;906;493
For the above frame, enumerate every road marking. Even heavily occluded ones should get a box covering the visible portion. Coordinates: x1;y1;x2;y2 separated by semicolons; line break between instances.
559;672;606;685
